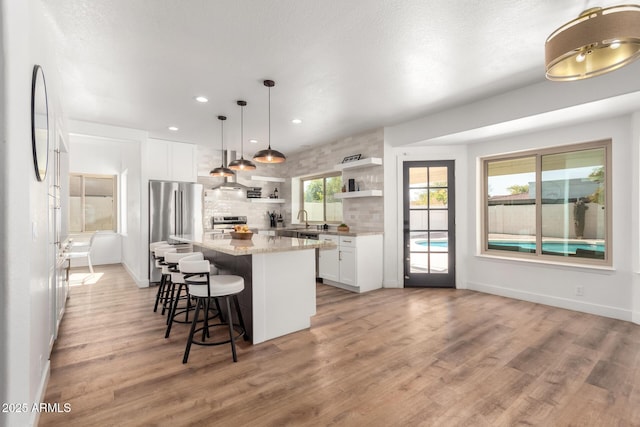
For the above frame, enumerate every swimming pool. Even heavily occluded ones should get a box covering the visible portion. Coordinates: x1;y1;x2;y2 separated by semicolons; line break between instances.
488;241;604;255
416;239;604;255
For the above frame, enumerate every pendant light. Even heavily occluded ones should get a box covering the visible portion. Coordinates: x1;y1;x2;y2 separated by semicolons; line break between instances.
228;100;257;171
210;115;235;177
545;5;640;81
253;80;286;163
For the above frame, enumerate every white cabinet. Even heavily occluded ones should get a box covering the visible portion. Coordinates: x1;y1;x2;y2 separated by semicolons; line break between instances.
338;245;357;286
147;138;197;182
318;234;382;293
318;235;339;282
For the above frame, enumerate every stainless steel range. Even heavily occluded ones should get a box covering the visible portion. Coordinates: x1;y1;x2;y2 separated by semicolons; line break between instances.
211;216;248;233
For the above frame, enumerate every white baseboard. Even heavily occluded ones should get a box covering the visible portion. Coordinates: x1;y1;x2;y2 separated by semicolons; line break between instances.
633;310;640;325
468;281;632;322
29;360;51;427
121;261;148;288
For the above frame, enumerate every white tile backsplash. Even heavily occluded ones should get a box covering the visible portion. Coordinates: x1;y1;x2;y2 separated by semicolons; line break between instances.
198;127;384;231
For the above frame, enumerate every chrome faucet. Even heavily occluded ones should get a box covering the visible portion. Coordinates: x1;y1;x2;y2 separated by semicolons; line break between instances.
297;209;309;228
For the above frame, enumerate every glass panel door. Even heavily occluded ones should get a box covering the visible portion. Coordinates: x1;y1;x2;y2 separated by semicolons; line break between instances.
403;161;455;287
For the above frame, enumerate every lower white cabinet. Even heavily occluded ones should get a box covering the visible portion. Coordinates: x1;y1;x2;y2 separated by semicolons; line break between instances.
318;234;382;293
318;235;339;282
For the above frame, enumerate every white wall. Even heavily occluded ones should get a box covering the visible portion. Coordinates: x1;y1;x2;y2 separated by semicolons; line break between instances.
631;112;640;324
68;134;124;266
383;143;469;289
68;121;147;286
1;0;67;425
466;116;634;321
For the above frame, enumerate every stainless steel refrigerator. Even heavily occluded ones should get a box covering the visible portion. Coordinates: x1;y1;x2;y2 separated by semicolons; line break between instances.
149;180;203;282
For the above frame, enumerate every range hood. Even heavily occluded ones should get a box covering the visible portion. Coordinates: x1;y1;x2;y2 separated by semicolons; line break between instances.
211;150;249;191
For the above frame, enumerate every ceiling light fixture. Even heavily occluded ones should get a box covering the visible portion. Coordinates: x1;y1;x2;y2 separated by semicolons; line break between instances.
545;5;640;81
291;118;302;124
228;100;257;171
168;126;179;131
249;139;258;143
195;96;209;103
253;80;286;164
210;115;235;177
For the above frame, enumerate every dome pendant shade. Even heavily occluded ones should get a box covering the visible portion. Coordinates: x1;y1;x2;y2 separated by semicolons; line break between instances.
253;147;286;163
228;158;258;170
210;115;235;177
229;100;257;171
210;165;235;177
545;5;640;81
253;80;286;164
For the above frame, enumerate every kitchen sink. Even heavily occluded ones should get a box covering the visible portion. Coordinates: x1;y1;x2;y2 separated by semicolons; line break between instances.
275;228;321;238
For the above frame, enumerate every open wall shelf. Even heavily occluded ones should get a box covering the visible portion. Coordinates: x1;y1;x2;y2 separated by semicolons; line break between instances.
334;190;383;199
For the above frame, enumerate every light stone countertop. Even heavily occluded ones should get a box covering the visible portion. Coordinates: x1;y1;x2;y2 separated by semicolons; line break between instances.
170;233;336;256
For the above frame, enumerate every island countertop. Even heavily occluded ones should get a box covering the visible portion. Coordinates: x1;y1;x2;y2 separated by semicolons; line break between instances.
170;233;336;256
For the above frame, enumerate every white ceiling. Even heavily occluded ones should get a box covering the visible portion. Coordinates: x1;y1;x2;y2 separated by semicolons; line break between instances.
41;0;629;155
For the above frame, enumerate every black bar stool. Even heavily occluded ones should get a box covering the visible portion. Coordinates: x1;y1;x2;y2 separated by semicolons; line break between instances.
164;252;221;338
151;244;176;313
179;259;248;363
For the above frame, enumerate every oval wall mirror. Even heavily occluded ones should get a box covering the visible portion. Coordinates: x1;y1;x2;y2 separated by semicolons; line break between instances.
31;64;49;182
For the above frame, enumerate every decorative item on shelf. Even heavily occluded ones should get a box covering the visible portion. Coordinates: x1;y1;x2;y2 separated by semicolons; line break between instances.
341;184;346;192
342;154;362;163
348;178;355;192
545;5;640;81
246;187;262;199
337;223;349;232
228;100;257;171
210;116;235;177
253;80;286;164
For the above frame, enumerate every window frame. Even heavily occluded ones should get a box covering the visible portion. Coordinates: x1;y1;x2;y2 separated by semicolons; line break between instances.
69;173;118;233
300;171;343;224
481;139;612;267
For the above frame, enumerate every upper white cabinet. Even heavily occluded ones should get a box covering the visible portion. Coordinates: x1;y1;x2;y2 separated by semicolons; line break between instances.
147;138;197;182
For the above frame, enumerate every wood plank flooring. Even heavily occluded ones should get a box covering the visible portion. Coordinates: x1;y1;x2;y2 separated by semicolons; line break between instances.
40;264;640;426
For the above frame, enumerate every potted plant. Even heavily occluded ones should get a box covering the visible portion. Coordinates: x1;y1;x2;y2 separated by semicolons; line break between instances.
337;223;349;232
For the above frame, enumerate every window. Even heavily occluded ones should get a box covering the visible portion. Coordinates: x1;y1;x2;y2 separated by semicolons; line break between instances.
70;174;117;233
483;140;611;265
301;172;343;223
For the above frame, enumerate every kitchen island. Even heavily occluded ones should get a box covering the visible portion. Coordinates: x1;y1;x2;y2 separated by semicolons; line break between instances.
170;233;336;344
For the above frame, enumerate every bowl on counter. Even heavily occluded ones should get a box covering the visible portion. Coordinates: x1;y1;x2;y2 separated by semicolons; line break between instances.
229;231;253;240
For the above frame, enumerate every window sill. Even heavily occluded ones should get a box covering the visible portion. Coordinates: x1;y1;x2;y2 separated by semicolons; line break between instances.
476;252;615;273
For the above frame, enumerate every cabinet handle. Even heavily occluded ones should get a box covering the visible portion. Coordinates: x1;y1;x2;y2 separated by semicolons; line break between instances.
339;250;342;261
343;239;352;243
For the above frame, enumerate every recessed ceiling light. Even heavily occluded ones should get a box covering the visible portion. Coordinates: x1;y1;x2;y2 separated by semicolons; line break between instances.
291;118;302;124
168;126;179;131
194;96;208;103
249;139;258;144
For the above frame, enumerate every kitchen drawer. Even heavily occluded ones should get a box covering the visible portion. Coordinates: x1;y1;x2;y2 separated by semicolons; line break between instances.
339;236;356;247
319;234;339;244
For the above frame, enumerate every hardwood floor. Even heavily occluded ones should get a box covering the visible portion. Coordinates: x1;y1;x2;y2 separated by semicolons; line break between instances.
41;264;640;426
